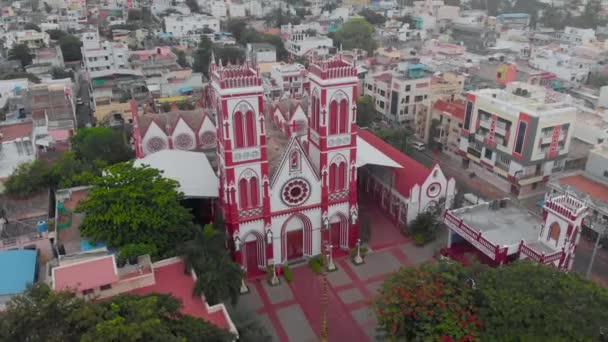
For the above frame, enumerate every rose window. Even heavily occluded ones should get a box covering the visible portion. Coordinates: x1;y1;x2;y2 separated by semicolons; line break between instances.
146;137;166;153
174;133;194;150
281;178;311;206
200;131;217;148
426;183;442;198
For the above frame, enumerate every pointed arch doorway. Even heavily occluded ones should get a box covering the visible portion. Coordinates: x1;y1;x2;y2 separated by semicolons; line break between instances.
242;231;266;278
281;214;313;263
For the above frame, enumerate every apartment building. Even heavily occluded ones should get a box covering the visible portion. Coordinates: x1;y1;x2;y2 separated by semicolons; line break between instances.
163;14;220;38
5;30;50;51
270;63;309;97
285;33;333;57
430;100;465;158
81;30;129;74
458;82;577;198
362;64;432;127
415;72;465;142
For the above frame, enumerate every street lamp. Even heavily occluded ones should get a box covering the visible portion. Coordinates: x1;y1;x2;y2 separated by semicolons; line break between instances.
327;244;336;271
354;238;364;265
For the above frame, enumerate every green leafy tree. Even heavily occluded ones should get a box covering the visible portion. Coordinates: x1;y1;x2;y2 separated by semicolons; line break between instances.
59;35;83;62
4;160;54;196
407;209;441;245
356;95;376;128
264;7;301;28
185;0;201;13
70;126;132;165
0;283;233;342
0;72;41;83
174;49;189;68
475;262;608;340
335;18;377;54
51;66;74;80
24;23;41;32
8;44;34;68
178;224;243;305
358;9;387;25
76;162;194;256
374;262;480;340
376;127;412;152
224;18;248;43
44;1;52;13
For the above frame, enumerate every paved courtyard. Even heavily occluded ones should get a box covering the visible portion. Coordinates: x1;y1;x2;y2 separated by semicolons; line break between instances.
230;213;442;342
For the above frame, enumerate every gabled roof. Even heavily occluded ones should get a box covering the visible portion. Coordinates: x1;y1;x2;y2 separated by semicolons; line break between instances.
358;129;431;197
273;97;309;122
138;109;215;137
269;135;320;187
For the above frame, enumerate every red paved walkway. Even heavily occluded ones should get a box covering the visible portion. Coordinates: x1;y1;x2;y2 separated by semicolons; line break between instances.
361;201;410;251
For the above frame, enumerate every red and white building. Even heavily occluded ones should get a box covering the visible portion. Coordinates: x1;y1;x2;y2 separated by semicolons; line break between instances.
208;54;458;276
443;192;588;271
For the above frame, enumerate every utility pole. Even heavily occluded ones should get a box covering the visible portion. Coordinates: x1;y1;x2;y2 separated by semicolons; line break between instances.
320;239;329;342
586;225;605;279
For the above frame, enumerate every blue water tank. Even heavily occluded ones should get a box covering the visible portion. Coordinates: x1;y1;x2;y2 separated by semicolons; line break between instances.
37;220;48;233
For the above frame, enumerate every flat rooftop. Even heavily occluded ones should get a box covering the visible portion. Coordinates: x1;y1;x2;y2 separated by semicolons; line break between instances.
453;200;547;248
559;174;608;206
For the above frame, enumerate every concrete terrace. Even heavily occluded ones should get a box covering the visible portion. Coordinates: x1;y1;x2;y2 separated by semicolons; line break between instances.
455;201;543;247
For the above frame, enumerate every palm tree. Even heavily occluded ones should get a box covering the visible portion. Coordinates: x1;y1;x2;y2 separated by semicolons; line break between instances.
192;255;243;306
178;224;243;306
178;223;225;273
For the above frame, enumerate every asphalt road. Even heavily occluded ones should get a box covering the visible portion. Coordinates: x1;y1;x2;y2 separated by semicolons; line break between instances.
75;71;92;128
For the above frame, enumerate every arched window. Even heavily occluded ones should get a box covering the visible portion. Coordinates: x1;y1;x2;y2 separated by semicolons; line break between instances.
329;163;337;192
249;177;259;207
315;97;321;130
329;101;338;135
338;162;347;190
238;176;260;209
245;110;256;146
290;150;300;171
311;96;317;130
239;178;249;208
234;111;244;148
339;99;348;134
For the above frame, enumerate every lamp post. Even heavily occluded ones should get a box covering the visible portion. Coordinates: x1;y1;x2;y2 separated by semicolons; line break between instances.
354;238;364;264
327;244;336;271
320;215;330;342
240;267;249;294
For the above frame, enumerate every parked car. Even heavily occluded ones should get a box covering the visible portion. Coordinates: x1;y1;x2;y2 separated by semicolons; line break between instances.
411;141;426;151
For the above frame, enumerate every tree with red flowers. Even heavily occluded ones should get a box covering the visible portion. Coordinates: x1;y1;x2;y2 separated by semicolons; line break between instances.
373;262;481;341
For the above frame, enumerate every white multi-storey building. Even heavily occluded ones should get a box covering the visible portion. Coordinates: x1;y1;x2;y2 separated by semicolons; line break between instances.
5;30;50;51
529;47;593;84
362;64;432;126
81;30;129;74
270;63;310;97
285;34;333;57
163;14;221;38
458;82;577;198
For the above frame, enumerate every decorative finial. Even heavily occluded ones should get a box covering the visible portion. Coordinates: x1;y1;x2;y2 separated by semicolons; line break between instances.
219;58;223;67
211;50;216;65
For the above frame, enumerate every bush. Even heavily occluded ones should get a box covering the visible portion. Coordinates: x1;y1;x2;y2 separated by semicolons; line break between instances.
119;243;157;264
283;265;294;283
413;234;426;246
406;210;441;246
350;246;368;259
309;256;322;274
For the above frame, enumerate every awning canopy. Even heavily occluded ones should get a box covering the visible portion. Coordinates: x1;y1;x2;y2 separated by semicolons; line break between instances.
134;150;218;198
356;136;402;168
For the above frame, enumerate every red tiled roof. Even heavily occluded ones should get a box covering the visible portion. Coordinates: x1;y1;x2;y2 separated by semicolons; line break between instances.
358;129;431;197
0;122;33;142
433;100;466;121
53;255;118;292
129;261;230;330
560;175;608;204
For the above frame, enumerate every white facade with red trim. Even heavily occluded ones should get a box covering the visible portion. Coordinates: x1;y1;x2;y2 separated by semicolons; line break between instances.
211;55;359;275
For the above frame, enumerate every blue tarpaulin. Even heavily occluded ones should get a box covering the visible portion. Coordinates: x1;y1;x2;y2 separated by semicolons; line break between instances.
179;86;193;93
